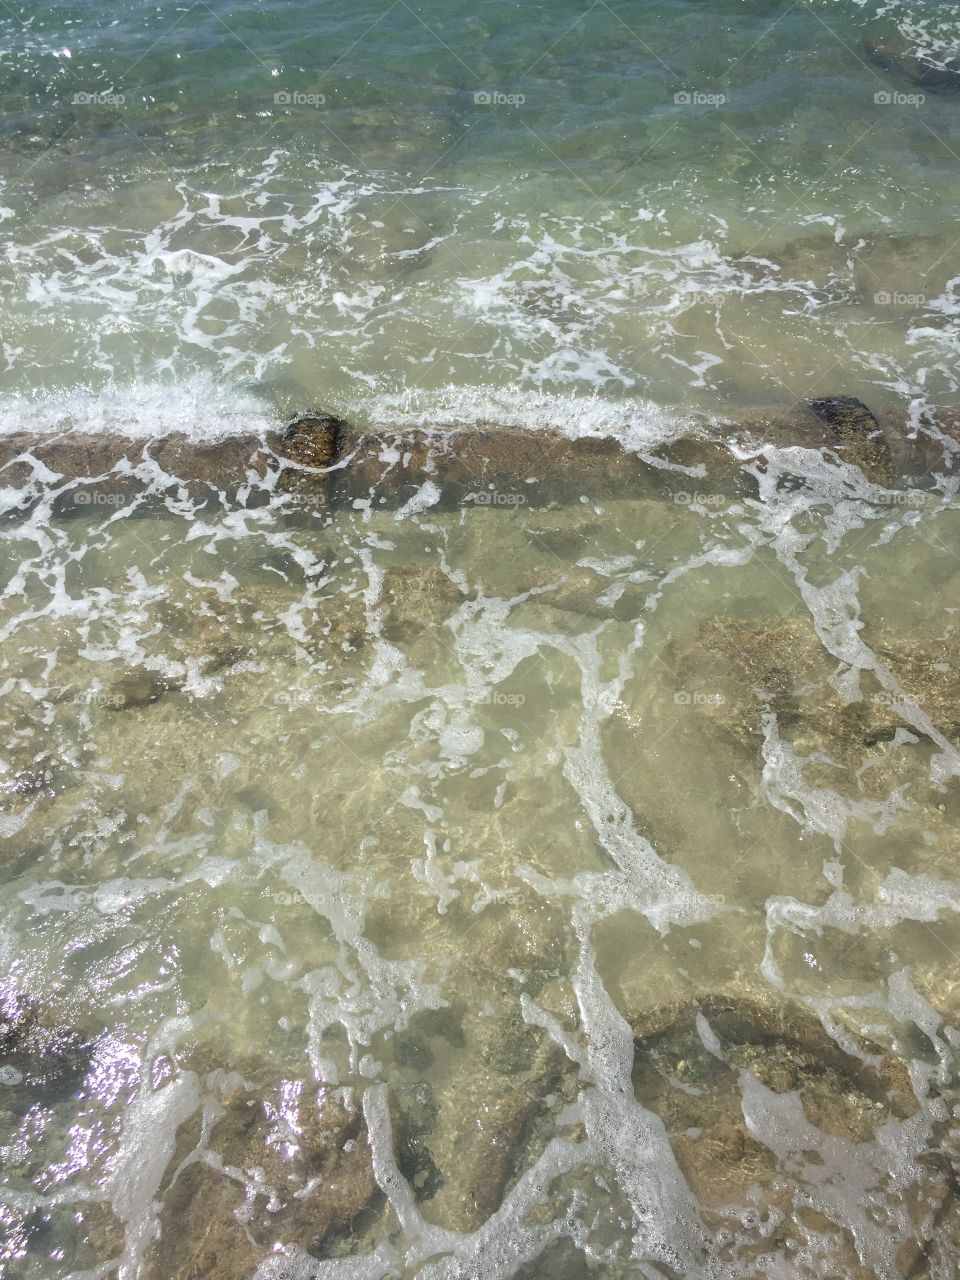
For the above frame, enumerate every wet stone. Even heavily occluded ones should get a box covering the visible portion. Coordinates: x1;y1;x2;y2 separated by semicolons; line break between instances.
107;670;182;710
378;893;573;1234
1;407;955;521
805;395;894;485
864;36;960;90
139;1072;377;1279
629;992;947;1271
276;411;344;499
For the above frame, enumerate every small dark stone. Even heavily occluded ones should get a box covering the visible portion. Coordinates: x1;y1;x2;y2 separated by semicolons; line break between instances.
280;412;344;471
805;395;893;483
108;670;181;710
275;412;346;501
391;1079;442;1202
400;1137;443;1200
807;394;880;436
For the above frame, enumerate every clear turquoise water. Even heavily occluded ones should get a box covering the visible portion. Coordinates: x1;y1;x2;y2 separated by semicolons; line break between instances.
2;0;960;434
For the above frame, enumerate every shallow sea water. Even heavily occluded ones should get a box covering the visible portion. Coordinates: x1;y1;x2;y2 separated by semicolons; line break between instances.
1;0;960;430
3;0;960;1276
0;435;959;1277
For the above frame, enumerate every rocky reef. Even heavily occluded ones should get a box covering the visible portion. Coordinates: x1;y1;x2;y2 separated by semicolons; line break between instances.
674;612;960;768
630;991;957;1276
1;393;957;519
76;1054;378;1278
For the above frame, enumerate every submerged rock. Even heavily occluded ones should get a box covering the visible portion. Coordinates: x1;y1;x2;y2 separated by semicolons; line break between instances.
0;991;98;1209
107;670;181;710
391;1080;443;1202
630;992;951;1274
377;890;573;1234
675;615;899;758
0;763;58;806
632;992;917;1122
0;993;93;1114
865;36;960;91
138;1072;377;1279
805;395;894;484
675;613;960;774
407;1032;568;1233
380;564;465;645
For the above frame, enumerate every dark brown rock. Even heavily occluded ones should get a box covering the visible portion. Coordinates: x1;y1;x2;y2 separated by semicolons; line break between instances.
280;412;342;468
275;412;344;499
805;395;894;484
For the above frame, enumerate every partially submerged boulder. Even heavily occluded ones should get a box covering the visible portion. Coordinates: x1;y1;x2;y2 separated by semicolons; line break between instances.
865;36;960;91
107;669;181;711
806;395;894;485
276;411;345;498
